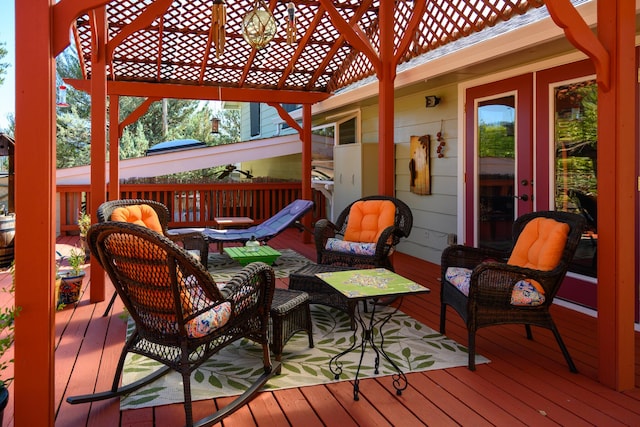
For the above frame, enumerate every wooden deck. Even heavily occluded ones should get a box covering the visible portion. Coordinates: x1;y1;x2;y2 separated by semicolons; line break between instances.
2;228;640;426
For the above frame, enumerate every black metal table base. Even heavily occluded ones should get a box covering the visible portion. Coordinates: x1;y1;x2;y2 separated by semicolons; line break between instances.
329;297;408;400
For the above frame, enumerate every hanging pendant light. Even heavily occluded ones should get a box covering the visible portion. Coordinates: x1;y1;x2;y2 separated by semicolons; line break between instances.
242;0;277;50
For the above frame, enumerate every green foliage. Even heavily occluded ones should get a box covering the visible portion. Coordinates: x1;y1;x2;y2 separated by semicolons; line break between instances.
56;47;91;119
53;47;241;170
120;122;150;159
1;263;21;388
56;112;91;168
120;97;200;145
66;247;86;276
0;41;9;86
478;123;514;158
77;211;91;237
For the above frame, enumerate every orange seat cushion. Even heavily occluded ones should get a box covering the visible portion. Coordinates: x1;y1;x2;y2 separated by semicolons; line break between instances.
508;217;569;272
111;204;163;234
344;200;395;243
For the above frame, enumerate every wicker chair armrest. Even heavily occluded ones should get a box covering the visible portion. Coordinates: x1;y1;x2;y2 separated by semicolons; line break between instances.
314;219;339;251
221;262;276;317
470;262;557;306
441;244;508;270
374;226;399;258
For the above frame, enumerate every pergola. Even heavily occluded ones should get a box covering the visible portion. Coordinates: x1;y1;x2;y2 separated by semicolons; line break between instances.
14;1;636;425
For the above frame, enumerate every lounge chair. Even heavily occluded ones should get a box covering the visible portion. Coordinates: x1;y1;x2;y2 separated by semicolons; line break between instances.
198;199;315;244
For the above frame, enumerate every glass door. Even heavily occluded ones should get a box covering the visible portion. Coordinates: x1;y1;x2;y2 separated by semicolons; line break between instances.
465;74;534;247
536;59;598;310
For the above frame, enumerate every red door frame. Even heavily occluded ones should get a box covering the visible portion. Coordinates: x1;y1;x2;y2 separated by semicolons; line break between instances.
464;74;534;246
536;59;599;309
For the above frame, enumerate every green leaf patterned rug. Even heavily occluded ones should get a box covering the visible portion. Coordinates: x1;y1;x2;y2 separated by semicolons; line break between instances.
120;303;489;410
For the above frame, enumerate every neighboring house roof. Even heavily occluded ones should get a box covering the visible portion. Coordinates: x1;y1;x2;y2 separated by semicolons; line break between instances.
56;133;302;185
145;139;207;156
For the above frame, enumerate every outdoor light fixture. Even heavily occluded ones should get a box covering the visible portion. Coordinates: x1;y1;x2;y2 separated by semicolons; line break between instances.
425;95;441;108
57;85;69;108
211;117;221;134
242;0;277;50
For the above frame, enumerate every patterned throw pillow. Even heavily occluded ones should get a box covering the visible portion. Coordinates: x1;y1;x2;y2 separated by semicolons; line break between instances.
325;237;377;256
185;302;232;338
445;267;546;306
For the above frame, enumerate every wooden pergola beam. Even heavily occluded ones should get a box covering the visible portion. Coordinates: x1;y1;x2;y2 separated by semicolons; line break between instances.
64;78;331;104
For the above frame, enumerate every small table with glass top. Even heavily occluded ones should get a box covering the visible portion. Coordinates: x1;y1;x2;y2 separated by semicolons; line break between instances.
315;268;430;401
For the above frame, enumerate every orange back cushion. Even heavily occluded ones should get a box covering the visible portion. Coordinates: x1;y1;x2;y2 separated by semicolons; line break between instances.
508;217;569;271
344;200;396;243
111;204;163;234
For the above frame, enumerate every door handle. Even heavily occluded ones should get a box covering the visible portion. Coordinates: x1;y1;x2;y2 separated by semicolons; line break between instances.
514;194;529;202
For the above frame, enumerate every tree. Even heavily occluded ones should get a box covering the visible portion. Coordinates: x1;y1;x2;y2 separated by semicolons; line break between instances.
119;123;149;159
56;47;91;119
56;112;91;168
0;42;8;86
119;97;200;145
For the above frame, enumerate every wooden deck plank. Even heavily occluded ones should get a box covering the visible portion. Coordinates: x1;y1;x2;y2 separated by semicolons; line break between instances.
4;230;636;427
298;385;360;426
272;388;325;427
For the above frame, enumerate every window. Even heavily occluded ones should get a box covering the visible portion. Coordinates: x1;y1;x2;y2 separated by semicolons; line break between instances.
250;102;260;137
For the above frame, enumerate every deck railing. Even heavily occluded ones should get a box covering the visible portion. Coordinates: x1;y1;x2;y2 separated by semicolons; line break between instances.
57;182;326;235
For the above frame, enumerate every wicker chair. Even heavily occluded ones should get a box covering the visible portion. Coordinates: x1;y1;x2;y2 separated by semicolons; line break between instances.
439;210;586;372
67;222;278;427
98;199;211;316
314;195;413;271
97;199;209;267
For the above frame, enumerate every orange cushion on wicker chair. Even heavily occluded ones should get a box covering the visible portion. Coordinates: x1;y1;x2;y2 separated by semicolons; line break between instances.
111;204;163;234
508;217;570;272
344;200;395;243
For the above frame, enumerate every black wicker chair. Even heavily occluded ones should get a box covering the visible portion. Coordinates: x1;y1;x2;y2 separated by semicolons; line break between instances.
314;195;413;271
67;222;279;427
439;210;586;372
98;199;211;316
97;199;209;267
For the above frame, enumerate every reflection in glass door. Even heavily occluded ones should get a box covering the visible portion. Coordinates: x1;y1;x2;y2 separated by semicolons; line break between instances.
477;97;516;251
553;79;598;279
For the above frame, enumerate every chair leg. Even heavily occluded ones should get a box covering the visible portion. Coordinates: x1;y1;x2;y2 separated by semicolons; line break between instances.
525;324;533;340
439;304;447;334
467;329;476;371
102;291;118;317
550;324;578;373
182;369;194;427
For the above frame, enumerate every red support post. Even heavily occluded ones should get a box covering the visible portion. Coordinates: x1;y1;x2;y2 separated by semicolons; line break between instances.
15;1;57;425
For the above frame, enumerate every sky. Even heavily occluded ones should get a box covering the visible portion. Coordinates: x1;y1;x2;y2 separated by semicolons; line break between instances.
0;0;15;131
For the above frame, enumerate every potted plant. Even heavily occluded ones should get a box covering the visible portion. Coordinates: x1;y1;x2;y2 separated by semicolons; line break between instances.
0;263;20;424
77;211;91;261
57;247;86;307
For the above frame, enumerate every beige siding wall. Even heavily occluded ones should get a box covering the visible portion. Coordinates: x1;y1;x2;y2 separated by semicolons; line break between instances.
357;82;460;264
241;154;302;180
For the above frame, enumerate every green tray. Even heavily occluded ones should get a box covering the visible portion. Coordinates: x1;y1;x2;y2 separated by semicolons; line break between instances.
223;246;282;266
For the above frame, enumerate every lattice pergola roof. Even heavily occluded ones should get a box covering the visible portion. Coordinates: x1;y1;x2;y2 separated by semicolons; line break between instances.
73;0;544;96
